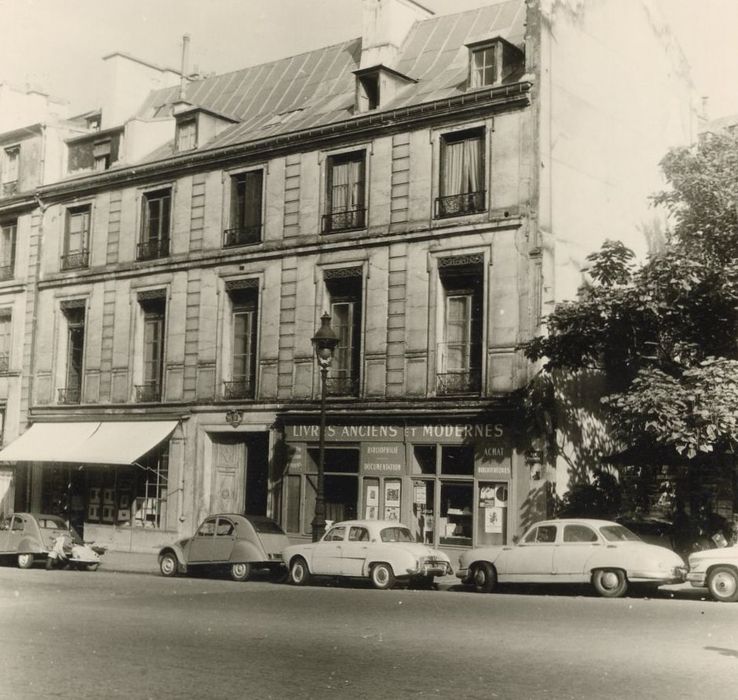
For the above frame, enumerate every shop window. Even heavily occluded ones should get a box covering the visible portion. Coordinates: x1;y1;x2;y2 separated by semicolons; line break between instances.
304;447;359;534
437;257;484;395
323;151;366;233
441;445;474;475
477;482;507;546
224;285;258;400
412;445;436;475
138;188;171;260
2;145;19;195
137;296;166;402
325;269;362;396
284;475;301;533
0;219;17;281
411;480;436;544
436;129;485;218
439;481;473;546
225;170;263;247
0;311;11;373
59;305;85;404
62;205;90;270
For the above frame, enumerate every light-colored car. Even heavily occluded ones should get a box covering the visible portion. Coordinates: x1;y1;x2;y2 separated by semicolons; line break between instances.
457;518;686;598
158;514;289;581
282;519;453;590
686;546;738;601
0;512;101;570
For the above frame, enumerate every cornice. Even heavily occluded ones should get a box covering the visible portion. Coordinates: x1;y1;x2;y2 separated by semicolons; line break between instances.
37;81;532;202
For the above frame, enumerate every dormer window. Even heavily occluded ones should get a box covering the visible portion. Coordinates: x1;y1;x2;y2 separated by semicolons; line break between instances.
357;73;380;112
467;38;525;89
353;65;415;114
176;118;197;152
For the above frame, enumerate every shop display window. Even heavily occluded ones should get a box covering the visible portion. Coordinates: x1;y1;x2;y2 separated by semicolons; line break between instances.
439;481;473;546
284;475;301;533
303;447;359;534
411;480;436;544
441;445;474;475
412;445;436;475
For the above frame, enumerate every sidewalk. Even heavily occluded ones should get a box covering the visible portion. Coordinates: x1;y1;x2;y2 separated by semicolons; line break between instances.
100;549;159;575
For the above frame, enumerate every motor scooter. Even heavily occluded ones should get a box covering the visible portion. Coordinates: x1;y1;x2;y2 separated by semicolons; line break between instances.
46;533;105;571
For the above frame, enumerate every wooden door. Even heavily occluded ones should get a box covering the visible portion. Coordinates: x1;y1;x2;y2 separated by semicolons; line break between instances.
211;438;246;514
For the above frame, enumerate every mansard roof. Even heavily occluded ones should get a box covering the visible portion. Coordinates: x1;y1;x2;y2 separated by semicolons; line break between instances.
135;1;526;159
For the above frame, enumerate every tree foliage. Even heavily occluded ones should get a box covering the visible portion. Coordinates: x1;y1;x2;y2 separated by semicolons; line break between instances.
527;130;738;460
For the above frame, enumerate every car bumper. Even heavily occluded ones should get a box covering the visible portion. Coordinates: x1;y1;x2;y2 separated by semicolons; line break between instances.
628;566;687;584
685;572;707;587
456;567;470;582
411;562;453;577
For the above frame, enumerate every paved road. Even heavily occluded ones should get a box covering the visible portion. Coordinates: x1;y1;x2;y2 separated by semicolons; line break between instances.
0;566;736;700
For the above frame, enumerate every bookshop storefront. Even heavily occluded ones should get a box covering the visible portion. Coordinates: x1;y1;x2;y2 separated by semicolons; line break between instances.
279;419;524;551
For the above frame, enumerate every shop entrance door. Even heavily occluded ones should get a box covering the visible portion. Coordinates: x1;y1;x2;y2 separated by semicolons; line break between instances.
210;432;269;516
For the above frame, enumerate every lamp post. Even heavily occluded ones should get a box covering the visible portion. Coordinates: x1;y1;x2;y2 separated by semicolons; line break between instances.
311;312;339;542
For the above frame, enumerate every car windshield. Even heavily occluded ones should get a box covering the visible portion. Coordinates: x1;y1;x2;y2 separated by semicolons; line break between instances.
247;516;286;535
599;525;641;542
380;527;414;543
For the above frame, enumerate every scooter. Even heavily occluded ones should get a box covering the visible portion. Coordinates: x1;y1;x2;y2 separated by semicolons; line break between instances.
46;535;105;571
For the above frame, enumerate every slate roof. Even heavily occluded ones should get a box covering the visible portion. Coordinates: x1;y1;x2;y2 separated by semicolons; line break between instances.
135;0;526;159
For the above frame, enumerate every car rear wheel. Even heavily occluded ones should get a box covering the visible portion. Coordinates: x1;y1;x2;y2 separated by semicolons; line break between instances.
160;552;179;577
231;563;252;582
289;557;311;586
592;568;628;598
17;553;34;569
370;562;396;590
707;566;738;602
472;562;497;593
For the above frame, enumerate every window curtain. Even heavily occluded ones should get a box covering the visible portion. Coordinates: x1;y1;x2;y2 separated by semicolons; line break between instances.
331;160;363;213
442;136;482;196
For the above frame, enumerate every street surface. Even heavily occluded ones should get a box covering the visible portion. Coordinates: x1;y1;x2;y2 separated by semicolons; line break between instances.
0;565;736;699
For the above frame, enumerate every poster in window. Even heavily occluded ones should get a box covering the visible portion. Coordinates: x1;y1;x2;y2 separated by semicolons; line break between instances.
365;505;378;520
384;481;401;507
484;506;504;534
366;485;379;507
413;483;426;505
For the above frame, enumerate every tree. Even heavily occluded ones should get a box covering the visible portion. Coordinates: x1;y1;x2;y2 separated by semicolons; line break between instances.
526;130;738;462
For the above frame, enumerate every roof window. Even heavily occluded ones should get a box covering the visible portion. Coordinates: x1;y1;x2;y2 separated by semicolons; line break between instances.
467;38;524;89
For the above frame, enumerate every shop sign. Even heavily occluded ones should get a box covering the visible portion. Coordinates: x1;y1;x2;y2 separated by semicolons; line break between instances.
475;443;512;479
405;423;506;443
286;423;509;444
286;424;402;442
361;442;404;475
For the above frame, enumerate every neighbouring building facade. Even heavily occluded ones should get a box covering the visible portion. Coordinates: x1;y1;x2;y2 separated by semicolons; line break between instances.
0;0;696;552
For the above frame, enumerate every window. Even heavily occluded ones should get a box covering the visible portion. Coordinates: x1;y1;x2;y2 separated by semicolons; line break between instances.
0;312;11;373
138;189;171;261
437;257;483;395
224;285;258;399
198;518;216;536
0;220;17;281
59;305;85;404
303;448;359;534
471;45;496;87
436;129;485;218
2;146;19;195
137;296;166;402
324;526;346;541
524;524;557;543
323;151;366;233
62;206;90;270
176;118;197;152
225;170;263;247
357;73;380;112
563;524;598;543
325;270;362;396
68;131;121;174
349;526;369;542
0;406;5;445
468;39;524;88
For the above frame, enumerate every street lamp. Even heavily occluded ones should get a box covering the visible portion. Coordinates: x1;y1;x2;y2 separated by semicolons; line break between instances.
311;312;339;542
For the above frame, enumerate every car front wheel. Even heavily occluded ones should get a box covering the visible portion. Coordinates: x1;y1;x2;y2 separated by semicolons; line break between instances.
707;566;738;602
159;552;179;577
289;557;311;586
592;568;628;598
370;562;396;590
472;562;497;593
17;553;34;569
231;563;252;582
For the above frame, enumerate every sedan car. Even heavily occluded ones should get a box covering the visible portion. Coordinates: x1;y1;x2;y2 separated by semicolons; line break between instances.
158;513;289;581
686;546;738;602
0;512;100;570
457;518;686;598
282;519;453;590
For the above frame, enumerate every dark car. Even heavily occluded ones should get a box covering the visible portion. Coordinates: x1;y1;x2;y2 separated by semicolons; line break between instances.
158;513;289;581
614;515;675;551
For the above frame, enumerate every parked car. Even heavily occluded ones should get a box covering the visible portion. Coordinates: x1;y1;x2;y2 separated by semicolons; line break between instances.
457;518;686;598
614;514;675;551
158;513;289;581
282;519;453;590
0;512;102;570
686;545;738;602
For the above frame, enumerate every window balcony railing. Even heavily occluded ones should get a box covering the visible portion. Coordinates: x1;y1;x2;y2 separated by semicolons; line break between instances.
223;225;262;248
0;264;13;281
1;181;18;197
137;237;169;261
60;250;89;271
58;387;81;404
322;208;366;234
135;382;161;403
436;342;482;395
223;379;255;400
325;374;360;397
434;190;486;219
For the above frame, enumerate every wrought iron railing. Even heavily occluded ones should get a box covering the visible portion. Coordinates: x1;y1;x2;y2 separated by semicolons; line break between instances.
434;190;486;219
322;208;366;234
61;250;89;271
0;264;13;281
223;225;262;248
436;342;482;395
58;387;81;404
223;380;255;400
135;382;161;402
325;374;360;396
137;238;169;261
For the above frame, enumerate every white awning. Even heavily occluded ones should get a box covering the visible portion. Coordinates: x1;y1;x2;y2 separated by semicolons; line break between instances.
0;421;178;465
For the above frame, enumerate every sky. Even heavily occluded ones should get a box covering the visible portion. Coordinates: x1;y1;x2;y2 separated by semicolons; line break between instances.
0;0;737;120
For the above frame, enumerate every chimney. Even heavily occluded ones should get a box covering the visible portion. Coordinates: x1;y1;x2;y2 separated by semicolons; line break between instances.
179;34;191;101
360;0;434;70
